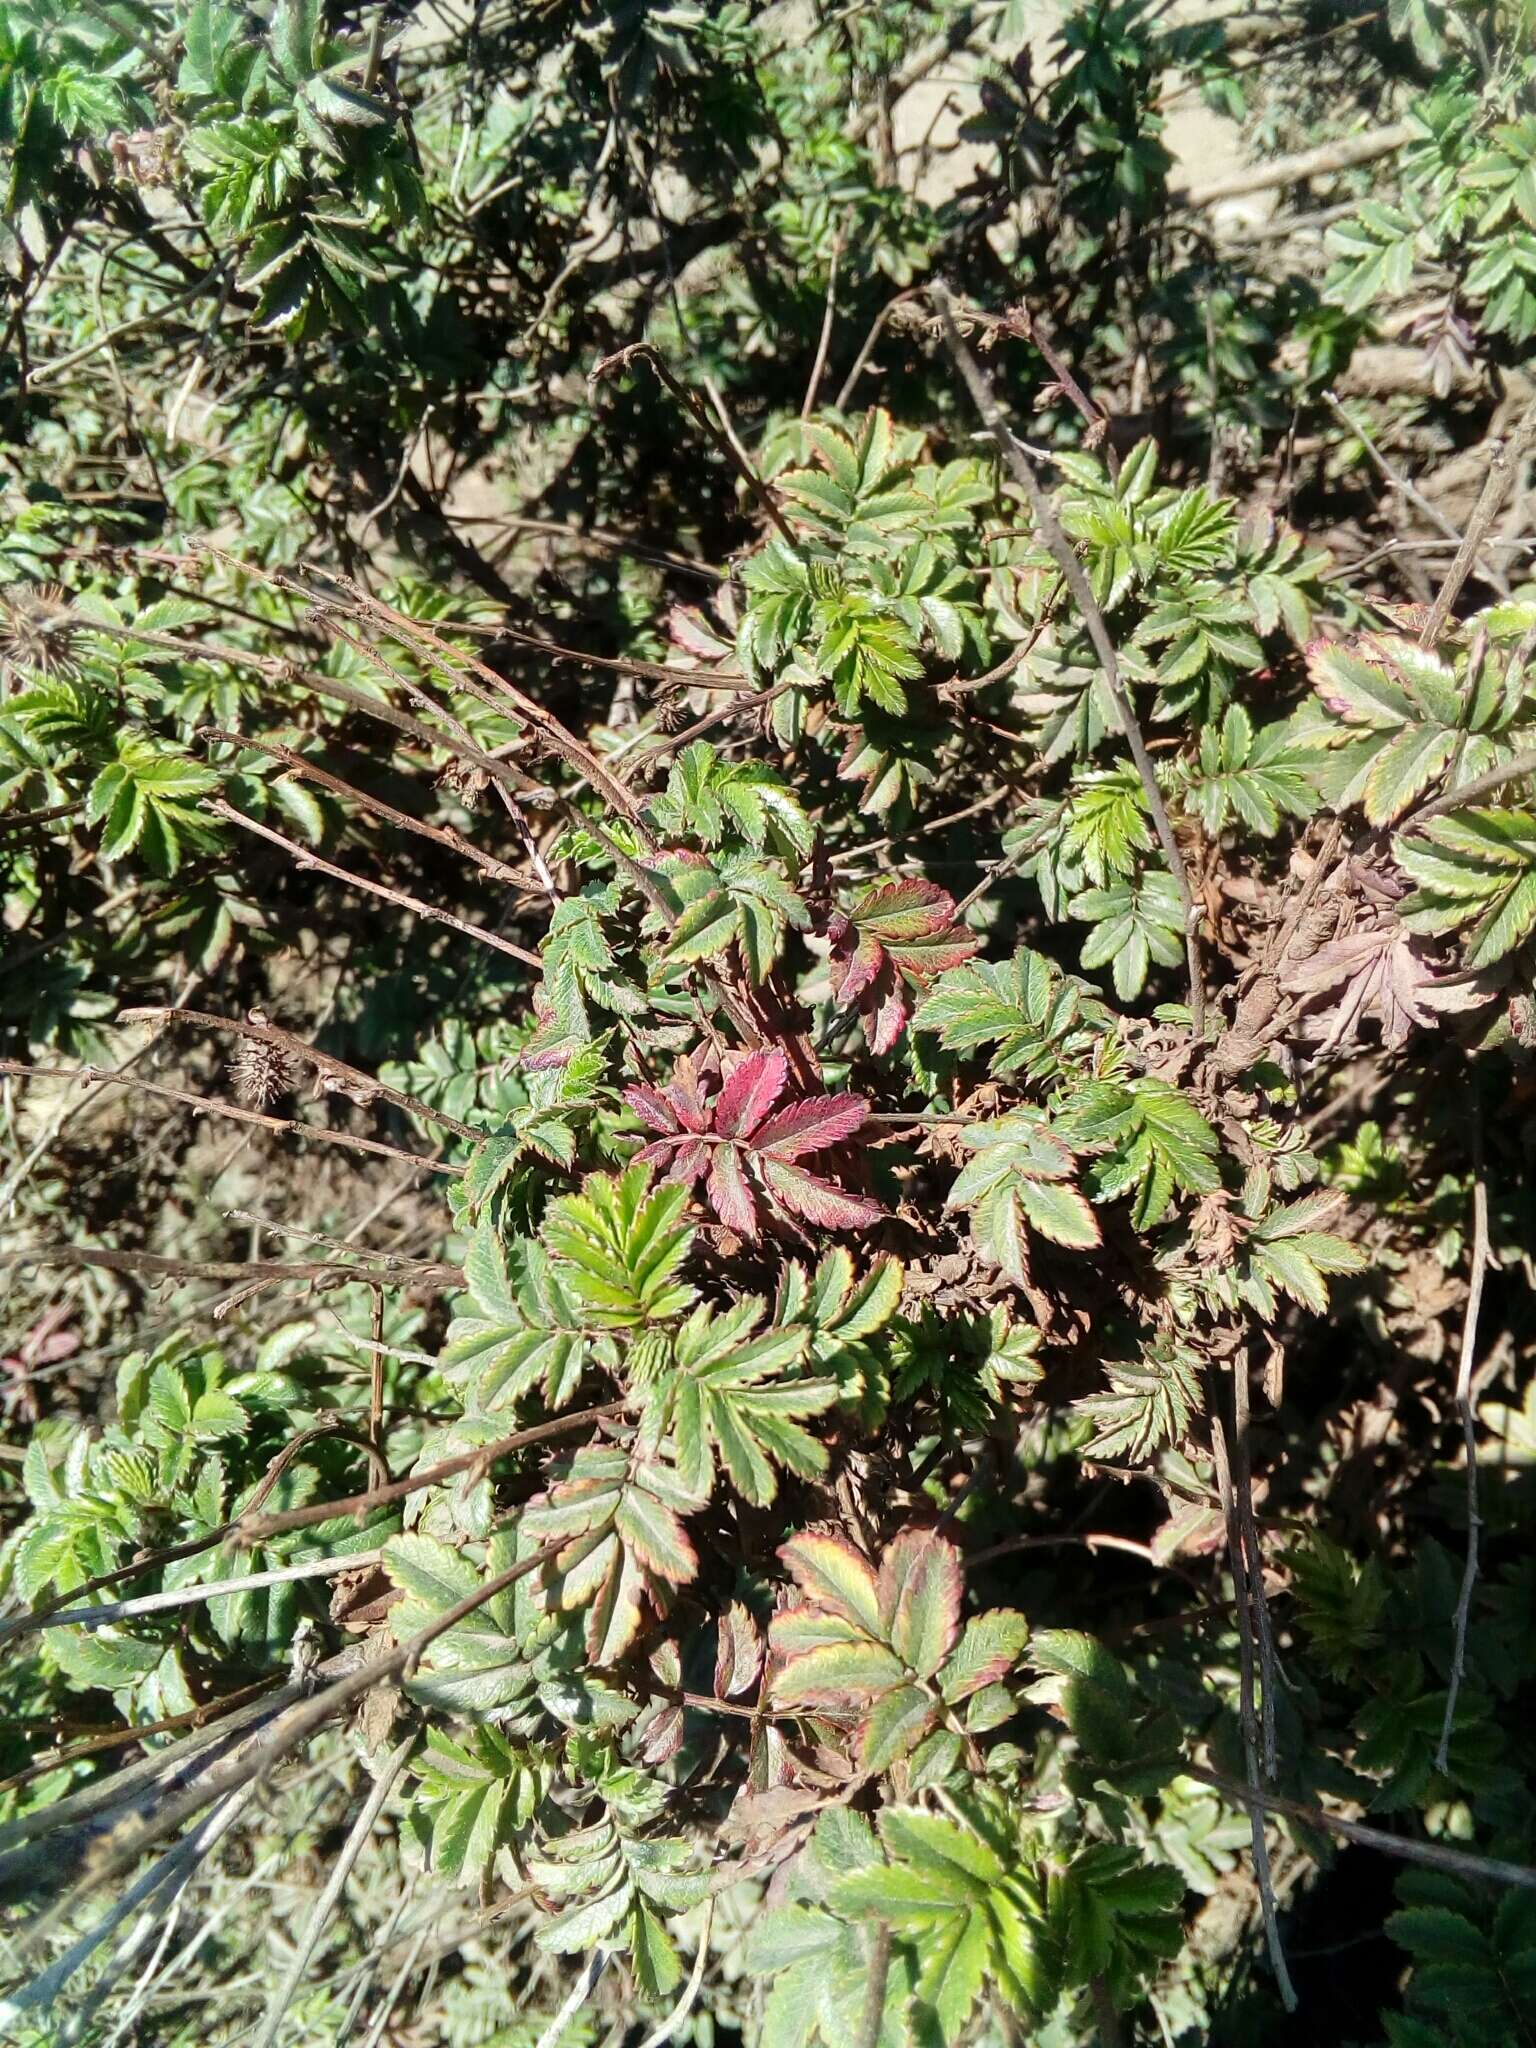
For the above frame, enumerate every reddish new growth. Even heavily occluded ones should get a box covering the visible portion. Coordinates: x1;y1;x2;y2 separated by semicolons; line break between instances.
827;878;978;1053
625;1046;883;1240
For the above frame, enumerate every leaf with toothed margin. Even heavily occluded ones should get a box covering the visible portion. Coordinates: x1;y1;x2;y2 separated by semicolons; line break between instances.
624;1048;882;1240
827;878;979;1054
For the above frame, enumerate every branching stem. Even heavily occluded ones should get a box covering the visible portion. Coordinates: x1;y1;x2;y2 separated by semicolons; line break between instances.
931;281;1205;1034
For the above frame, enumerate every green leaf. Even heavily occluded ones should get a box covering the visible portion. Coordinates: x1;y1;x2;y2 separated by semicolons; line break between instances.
912;947;1106;1080
662;1299;828;1507
542;1167;696;1329
1396;808;1536;967
948;1111;1099;1281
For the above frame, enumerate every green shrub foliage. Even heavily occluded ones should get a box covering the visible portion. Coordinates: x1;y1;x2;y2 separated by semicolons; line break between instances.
3;2;1536;2045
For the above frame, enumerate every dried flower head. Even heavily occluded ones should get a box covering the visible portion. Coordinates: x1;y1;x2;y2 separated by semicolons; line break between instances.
230;1038;296;1109
653;689;690;735
0;583;80;683
437;757;488;808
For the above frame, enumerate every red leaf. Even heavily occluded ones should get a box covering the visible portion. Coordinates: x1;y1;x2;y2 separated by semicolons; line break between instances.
827;919;884;1006
754;1091;870;1160
626;1083;683;1136
714;1047;787;1139
631;1048;881;1236
847;878;957;947
708;1142;759;1238
667;1137;711;1184
636;1135;710;1185
826;879;977;1053
715;1601;765;1698
663;1049;716;1130
760;1158;884;1230
862;959;909;1057
877;1528;962;1676
667;602;733;661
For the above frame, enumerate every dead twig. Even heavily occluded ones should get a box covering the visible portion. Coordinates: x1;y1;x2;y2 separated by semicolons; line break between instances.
1234;1348;1282;1778
0;1243;460;1292
249;1733;416;2048
341;586;654;837
0;1676;285;1802
20;1549;385;1634
0;1421;389;1648
208;797;544;969
1402;748;1536;827
38;1538;567;1915
1319;388;1485;575
801;228;844;418
0;1060;464;1179
835;287;921;410
1210;1382;1297;2012
116;1004;481;1142
1175;120;1415;209
232;1398;631;1546
200;727;539;893
856;1924;892;2048
1191;1766;1536;1890
1420;401;1536;647
1437;1107;1491;1774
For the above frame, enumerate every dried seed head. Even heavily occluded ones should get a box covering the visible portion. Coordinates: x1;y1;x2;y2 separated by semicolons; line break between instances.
437;757;487;808
230;1038;296;1109
0;584;80;683
653;690;689;735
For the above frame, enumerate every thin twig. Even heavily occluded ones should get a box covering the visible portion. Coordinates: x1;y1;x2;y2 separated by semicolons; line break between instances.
614;682;792;787
1174;119;1414;208
87;610;550;804
533;1949;611;2048
343;587;654;834
23;1550;385;1634
1210;1390;1297;2012
486;623;749;692
0;1243;460;1293
1420;401;1536;647
1191;1767;1536;1890
835;288;920;410
233;1399;630;1545
1233;1348;1280;1779
0;1060;463;1179
200;727;539;892
356;1918;431;2048
1004;303;1119;481
1401;747;1536;827
1319;388;1488;574
636;1900;714;2048
856;1924;892;2048
0;1676;285;1800
802;229;844;418
0;1420;388;1648
39;1539;569;1914
931;281;1205;1033
117;1004;481;1141
5;1777;262;2019
249;1735;416;2048
0;798;81;835
1437;1106;1491;1774
209;798;544;968
590;342;800;548
26;268;222;389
